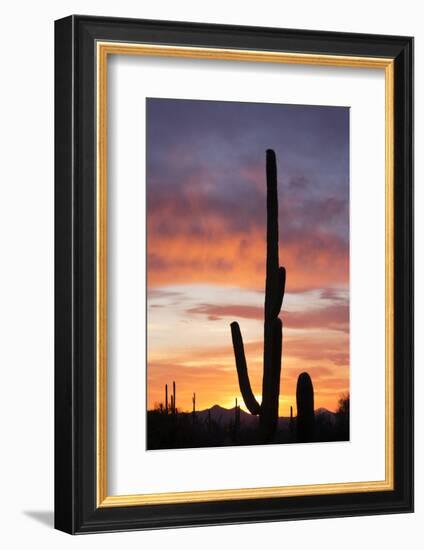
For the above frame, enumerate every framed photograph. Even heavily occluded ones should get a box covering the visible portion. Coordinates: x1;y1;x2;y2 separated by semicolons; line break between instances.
54;15;413;533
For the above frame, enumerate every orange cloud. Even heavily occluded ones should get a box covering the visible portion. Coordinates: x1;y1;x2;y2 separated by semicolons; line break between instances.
148;227;348;293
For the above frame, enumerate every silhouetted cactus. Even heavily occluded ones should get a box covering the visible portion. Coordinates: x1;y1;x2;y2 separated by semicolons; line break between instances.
192;392;196;423
296;372;315;442
235;398;240;430
173;381;176;414
230;149;285;442
229;397;240;444
289;405;294;439
165;381;177;415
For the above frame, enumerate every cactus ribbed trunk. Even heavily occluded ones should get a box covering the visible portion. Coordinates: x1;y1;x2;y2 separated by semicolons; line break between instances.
230;150;285;442
296;372;315;442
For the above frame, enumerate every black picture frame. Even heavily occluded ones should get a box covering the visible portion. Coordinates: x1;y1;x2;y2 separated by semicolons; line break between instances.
55;15;414;534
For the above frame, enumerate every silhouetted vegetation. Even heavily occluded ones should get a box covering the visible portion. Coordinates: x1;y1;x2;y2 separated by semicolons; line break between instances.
296;372;315;442
230;150;286;442
336;393;350;440
147;394;349;450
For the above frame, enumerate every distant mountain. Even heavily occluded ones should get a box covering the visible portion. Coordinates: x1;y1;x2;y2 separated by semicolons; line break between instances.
315;407;337;426
196;404;258;427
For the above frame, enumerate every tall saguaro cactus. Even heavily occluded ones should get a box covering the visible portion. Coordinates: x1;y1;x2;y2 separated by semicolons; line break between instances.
296;372;315;442
230;149;286;442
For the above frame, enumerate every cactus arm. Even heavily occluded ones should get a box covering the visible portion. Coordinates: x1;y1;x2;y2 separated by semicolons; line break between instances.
279;265;286;294
269;266;286;318
230;321;261;415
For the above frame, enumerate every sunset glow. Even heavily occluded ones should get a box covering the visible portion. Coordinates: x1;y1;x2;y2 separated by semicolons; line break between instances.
146;98;349;416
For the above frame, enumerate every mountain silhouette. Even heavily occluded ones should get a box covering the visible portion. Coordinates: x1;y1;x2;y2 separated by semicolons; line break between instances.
196;404;257;427
147;402;346;450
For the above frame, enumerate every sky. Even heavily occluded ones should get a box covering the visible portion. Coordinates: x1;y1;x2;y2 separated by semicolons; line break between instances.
146;97;349;415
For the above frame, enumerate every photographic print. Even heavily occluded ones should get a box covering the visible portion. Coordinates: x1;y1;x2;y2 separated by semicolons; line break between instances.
55;17;413;532
146;98;350;450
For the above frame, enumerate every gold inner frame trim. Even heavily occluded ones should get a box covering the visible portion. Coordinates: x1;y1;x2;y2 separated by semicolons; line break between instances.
96;41;395;508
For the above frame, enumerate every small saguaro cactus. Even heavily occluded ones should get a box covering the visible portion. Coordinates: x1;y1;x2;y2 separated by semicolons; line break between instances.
230;149;285;442
289;405;294;439
235;397;240;431
296;372;315;443
165;383;168;414
173;381;176;414
192;392;196;422
232;397;241;443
